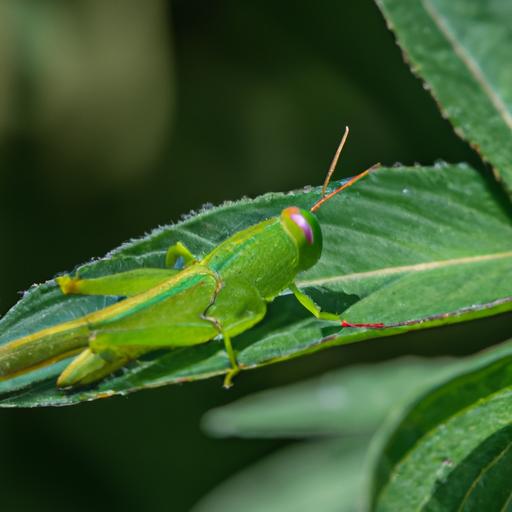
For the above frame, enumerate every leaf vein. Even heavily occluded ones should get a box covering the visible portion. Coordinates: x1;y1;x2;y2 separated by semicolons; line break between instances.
422;0;512;130
297;251;512;287
458;440;512;511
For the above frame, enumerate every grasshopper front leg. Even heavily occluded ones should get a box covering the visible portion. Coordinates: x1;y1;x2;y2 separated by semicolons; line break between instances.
288;283;340;321
289;283;387;329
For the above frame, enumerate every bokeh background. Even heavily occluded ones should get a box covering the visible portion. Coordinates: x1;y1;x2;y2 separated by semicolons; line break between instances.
0;1;510;510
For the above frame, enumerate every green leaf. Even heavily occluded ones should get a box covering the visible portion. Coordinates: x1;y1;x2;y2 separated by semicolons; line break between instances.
0;164;511;406
202;357;452;438
191;437;369;512
370;338;512;511
376;0;512;197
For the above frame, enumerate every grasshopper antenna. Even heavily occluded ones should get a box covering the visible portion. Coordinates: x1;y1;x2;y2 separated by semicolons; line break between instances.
310;162;380;213
321;126;350;197
310;126;380;213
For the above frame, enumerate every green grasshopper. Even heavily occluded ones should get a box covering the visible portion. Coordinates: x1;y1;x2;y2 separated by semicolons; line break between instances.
0;127;384;389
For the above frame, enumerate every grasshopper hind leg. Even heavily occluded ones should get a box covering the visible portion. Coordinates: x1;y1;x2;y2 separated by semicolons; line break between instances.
57;344;149;388
57;349;126;388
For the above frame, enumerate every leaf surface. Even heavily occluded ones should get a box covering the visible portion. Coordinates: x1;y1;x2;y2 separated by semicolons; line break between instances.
376;0;512;196
0;164;511;406
371;339;512;511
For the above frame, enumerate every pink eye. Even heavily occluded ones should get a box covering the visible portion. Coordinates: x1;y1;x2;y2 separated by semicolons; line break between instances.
290;213;314;244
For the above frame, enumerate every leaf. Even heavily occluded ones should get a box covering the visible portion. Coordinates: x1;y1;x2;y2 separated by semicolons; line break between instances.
376;0;512;197
0;164;511;406
202;357;452;438
191;437;369;512
370;338;512;511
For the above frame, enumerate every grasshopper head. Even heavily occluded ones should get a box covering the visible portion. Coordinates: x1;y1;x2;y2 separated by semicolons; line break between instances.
281;207;322;271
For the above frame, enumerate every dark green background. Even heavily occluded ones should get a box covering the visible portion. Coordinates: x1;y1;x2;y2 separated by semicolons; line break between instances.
0;1;509;510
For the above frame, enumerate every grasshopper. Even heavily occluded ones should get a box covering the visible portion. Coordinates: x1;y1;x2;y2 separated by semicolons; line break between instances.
0;127;384;389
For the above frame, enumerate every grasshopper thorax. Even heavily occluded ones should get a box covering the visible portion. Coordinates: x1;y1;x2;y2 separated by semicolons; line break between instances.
280;207;322;271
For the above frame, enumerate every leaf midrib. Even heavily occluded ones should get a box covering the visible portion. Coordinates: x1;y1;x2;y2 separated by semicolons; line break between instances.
297;250;512;287
379;388;512;510
421;0;512;130
458;440;512;512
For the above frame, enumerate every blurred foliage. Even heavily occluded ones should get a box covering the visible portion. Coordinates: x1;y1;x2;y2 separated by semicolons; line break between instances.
0;0;509;511
193;437;370;512
0;0;173;184
372;339;512;510
194;358;451;511
201;358;452;439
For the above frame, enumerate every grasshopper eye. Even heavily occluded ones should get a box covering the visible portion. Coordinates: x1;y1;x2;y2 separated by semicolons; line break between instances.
289;212;314;244
281;207;322;271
